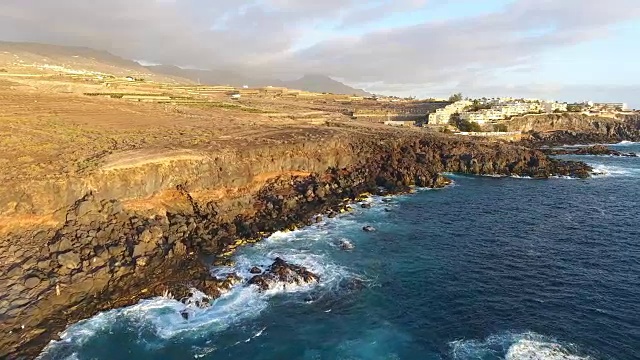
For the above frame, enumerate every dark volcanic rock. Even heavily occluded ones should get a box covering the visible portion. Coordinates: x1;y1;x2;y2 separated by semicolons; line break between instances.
247;257;319;292
249;266;262;274
338;239;355;250
2;132;597;359
543;145;637;157
520;114;640;146
362;226;376;232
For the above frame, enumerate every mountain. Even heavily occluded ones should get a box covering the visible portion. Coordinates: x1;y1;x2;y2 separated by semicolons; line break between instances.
285;74;370;96
0;41;178;81
0;41;369;95
146;65;370;96
144;64;279;88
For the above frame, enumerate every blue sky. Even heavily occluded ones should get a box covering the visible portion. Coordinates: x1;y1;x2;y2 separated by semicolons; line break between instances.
1;0;639;107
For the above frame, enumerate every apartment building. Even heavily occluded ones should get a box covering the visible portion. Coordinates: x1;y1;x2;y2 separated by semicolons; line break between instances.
541;101;568;113
592;103;628;112
460;109;505;124
428;100;472;125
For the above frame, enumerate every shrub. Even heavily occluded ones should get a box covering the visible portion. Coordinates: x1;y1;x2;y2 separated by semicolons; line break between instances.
448;92;463;102
449;116;481;132
493;124;508;132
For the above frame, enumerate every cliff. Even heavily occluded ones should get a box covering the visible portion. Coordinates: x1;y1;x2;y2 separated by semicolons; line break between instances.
507;113;640;145
0;130;590;358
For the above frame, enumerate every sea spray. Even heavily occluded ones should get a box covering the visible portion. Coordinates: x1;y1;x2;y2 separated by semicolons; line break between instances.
450;332;592;360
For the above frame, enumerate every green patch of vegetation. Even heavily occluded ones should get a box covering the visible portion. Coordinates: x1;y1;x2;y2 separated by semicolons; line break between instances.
493;124;509;132
449;114;482;132
448;92;463;102
83;92;176;99
465;99;494;112
185;102;272;113
168;96;194;100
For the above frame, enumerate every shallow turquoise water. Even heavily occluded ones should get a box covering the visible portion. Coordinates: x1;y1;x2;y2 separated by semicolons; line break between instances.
40;143;640;360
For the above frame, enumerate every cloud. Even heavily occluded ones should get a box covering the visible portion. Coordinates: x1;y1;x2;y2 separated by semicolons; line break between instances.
0;0;638;104
285;0;640;83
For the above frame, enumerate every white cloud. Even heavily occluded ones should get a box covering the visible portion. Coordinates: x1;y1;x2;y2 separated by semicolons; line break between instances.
0;0;638;104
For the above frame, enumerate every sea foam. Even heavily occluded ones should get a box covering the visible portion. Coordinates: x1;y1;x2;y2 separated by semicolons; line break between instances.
590;164;640;178
450;332;591;360
39;208;366;359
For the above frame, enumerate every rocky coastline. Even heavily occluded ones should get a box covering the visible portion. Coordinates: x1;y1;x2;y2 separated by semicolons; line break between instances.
542;144;638;157
0;133;593;358
518;114;640;147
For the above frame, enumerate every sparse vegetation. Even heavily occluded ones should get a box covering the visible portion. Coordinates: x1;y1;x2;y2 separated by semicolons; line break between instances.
448;92;463;102
465;100;493;112
448;114;482;132
493;124;508;132
185;102;272;113
85;92;159;98
567;104;584;112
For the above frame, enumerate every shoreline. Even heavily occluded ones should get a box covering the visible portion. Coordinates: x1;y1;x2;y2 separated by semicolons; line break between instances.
39;186;444;356
0;134;596;358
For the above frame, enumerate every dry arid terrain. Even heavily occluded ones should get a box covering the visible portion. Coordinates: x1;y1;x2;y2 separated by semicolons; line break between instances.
0;64;427;228
0;77;339;181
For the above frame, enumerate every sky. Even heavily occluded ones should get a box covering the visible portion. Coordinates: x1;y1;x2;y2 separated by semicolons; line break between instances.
0;0;639;107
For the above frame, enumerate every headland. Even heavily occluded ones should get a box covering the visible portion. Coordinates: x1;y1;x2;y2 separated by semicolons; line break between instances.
0;43;638;358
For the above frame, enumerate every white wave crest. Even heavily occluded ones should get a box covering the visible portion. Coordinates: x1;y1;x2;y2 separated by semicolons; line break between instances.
561;141;638;147
590;164;640;178
506;339;590;360
41;216;360;358
450;332;591;360
228;226;355;295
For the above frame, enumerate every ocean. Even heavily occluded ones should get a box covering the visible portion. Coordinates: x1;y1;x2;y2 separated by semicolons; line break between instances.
39;142;640;360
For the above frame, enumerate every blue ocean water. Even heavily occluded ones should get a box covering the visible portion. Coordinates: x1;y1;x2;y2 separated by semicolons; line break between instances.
40;143;640;360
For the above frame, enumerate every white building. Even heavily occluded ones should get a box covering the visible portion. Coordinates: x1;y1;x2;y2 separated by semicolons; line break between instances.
541;101;568;113
460;112;491;124
460;109;505;124
428;100;472;125
593;103;628;111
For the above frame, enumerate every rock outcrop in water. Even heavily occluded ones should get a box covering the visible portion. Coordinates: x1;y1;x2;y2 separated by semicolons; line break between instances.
0;132;593;358
338;239;355;250
247;258;319;292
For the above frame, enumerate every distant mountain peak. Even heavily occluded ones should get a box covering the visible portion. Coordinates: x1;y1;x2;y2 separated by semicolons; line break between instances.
0;41;369;95
146;66;370;96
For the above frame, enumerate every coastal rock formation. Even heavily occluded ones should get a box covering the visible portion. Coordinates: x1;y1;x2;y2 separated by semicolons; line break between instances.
338;239;355;250
247;257;319;292
513;113;640;146
0;132;593;358
543;145;638;157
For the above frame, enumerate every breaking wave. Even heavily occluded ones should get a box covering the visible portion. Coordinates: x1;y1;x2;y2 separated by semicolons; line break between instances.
590;164;640;178
560;141;638;148
450;332;592;360
38;197;387;359
614;141;637;146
